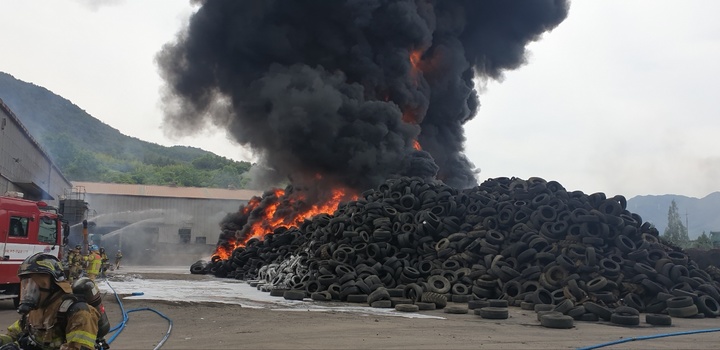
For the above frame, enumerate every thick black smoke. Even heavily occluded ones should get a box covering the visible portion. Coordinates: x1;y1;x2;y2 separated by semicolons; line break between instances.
158;0;569;192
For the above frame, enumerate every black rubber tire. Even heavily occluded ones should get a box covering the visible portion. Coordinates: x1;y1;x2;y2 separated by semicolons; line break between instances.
540;314;574;329
371;300;392;308
553;299;574;314
190;263;206;274
403;283;424;302
667;305;699;318
476;307;509;319
421;292;448;309
696;295;720;318
586;276;608;292
610;313;640;326
469;300;490;310
367;287;391;305
390;298;414;306
537;310;563;322
488;299;509;308
452;294;474;303
646;313;672;326
534;304;554;312
284;290;306;301
387;288;404;297
623;293;645;312
347;294;368;303
532;288;554;305
395;304;420;312
584;302;612;321
614;306;640;316
521;302;536;310
428;275;451;294
579;313;599;322
667;296;694;309
311;291;332;301
270;288;289;297
568;306;586;319
415;302;437;310
444;306;469;314
645;300;667;314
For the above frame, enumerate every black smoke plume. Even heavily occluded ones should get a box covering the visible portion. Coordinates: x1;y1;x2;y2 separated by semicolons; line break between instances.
158;0;569;192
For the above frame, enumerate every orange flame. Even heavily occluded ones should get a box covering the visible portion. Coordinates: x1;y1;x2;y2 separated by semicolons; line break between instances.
412;140;422;151
410;49;422;72
402;110;415;124
212;187;357;259
409;49;424;86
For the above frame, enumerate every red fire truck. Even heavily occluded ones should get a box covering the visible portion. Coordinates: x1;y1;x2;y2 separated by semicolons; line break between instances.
0;192;67;307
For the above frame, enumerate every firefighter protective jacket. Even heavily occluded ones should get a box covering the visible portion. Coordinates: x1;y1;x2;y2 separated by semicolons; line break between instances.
0;290;100;350
83;253;102;276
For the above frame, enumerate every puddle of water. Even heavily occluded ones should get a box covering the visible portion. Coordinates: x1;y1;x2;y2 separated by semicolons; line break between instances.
97;278;445;319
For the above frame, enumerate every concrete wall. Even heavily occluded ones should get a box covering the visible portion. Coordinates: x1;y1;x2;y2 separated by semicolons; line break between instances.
0;101;71;204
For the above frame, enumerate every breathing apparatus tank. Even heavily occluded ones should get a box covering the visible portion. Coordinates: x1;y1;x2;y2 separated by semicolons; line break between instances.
72;277;111;338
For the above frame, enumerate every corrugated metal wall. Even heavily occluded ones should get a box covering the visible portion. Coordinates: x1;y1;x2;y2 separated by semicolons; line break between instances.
85;193;247;245
0;103;72;203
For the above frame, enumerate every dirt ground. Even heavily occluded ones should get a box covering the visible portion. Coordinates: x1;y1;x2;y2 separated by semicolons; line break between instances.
2;271;720;349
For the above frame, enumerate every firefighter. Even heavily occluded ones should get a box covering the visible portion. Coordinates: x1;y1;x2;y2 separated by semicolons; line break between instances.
68;245;83;283
0;253;100;350
114;250;123;270
98;248;109;278
83;246;102;281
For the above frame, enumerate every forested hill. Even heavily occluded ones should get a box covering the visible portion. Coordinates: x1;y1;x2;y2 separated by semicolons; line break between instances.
627;192;720;240
0;71;252;188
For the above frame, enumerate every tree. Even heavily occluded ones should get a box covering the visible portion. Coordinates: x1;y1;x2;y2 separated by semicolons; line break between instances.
695;231;713;250
662;200;689;248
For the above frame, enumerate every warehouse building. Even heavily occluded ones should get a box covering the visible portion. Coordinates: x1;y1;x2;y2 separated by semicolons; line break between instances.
0;98;72;203
71;181;261;264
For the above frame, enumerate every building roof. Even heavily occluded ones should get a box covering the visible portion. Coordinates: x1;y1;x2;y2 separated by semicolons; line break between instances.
72;181;262;201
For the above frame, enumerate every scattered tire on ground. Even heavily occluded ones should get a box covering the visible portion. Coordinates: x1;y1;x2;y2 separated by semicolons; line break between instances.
476;307;509;319
444;306;469;314
646;313;672;326
283;290;305;301
540;313;574;329
395;304;420;312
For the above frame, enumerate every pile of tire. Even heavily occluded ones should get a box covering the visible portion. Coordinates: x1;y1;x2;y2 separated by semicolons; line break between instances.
191;176;720;320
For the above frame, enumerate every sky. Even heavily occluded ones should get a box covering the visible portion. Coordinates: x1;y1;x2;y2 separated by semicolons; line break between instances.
0;0;718;199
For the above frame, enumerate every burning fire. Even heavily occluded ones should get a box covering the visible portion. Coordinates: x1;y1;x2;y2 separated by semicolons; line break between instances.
412;140;422;151
211;48;429;261
213;187;356;260
409;49;423;72
409;48;425;86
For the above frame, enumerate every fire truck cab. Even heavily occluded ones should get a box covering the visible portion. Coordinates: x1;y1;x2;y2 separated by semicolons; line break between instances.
0;192;67;307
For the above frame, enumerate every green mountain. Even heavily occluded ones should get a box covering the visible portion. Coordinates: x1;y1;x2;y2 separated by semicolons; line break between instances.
0;71;251;188
627;192;720;240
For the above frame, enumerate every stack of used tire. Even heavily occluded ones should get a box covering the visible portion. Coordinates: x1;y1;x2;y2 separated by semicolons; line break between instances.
191;176;720;322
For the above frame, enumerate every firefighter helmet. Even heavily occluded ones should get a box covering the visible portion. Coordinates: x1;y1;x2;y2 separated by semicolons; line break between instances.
17;253;72;293
18;253;67;282
90;244;99;252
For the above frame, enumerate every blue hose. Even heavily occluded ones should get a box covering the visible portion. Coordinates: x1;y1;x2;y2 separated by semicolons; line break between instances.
577;327;720;350
103;280;173;350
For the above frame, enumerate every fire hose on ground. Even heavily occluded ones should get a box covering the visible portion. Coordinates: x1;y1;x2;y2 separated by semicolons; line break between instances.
103;279;173;350
576;327;720;349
